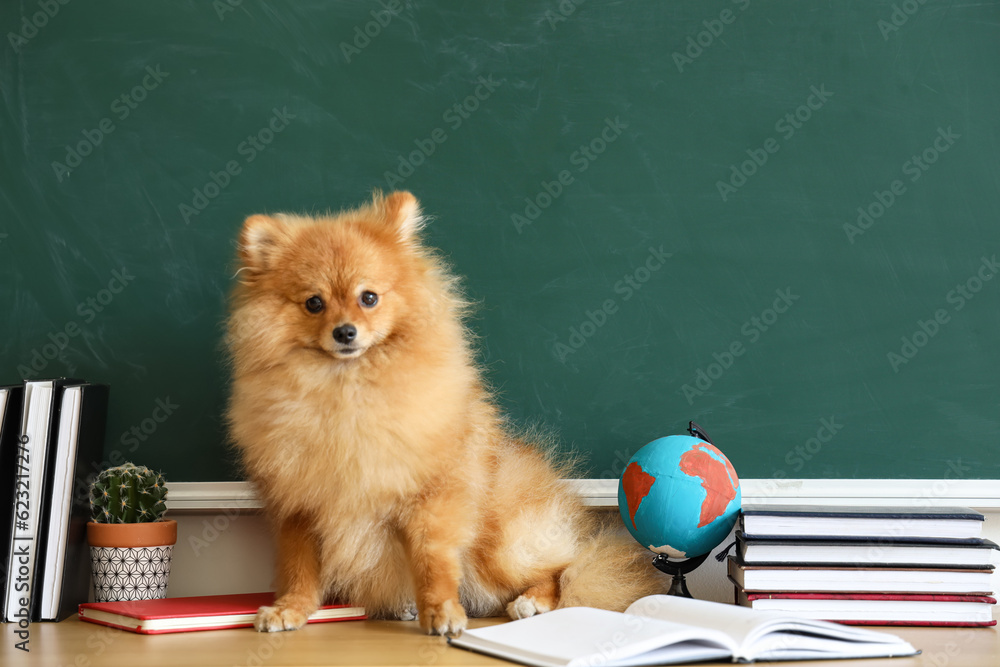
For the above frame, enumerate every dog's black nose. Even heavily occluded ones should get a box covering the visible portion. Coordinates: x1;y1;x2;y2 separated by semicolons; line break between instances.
332;324;357;344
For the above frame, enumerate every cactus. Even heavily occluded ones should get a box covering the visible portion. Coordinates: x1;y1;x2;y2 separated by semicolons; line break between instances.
90;462;168;523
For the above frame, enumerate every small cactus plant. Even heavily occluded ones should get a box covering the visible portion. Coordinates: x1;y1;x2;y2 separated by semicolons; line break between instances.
90;462;168;523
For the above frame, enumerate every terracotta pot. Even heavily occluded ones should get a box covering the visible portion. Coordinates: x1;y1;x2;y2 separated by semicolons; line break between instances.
87;519;177;548
87;520;177;602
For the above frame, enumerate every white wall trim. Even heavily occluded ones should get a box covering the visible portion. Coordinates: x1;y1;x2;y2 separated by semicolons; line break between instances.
168;481;262;511
167;479;1000;512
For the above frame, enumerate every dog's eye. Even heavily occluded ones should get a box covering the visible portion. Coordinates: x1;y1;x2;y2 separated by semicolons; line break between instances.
305;296;324;313
359;291;378;308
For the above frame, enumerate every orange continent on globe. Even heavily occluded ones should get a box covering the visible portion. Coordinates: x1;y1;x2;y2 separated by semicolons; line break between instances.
621;461;656;529
678;443;739;527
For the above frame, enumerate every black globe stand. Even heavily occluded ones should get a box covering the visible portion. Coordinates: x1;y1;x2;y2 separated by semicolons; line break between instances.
651;552;711;598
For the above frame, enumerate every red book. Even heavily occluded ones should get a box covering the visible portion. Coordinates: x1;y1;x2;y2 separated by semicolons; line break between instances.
78;592;366;634
737;590;996;627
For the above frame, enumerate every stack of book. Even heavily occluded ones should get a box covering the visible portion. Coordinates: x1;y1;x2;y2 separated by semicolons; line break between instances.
0;378;109;622
729;504;998;626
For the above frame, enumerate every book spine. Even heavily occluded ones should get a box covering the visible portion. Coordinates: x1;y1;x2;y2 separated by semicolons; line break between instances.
0;386;25;611
4;433;34;623
48;385;110;621
2;380;69;622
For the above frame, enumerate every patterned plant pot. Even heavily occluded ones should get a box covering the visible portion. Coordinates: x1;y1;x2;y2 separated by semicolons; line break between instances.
87;520;177;602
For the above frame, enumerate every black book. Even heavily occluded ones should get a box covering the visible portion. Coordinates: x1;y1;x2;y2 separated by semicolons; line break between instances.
1;378;80;622
736;531;1000;567
740;504;985;541
35;383;109;621
0;384;26;608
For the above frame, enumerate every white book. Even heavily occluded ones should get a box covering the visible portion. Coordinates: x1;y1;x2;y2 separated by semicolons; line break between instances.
38;386;84;619
448;595;918;666
728;557;996;595
738;536;1000;567
740;504;984;540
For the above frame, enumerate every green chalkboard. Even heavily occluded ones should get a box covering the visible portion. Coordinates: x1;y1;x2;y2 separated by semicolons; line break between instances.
3;1;999;481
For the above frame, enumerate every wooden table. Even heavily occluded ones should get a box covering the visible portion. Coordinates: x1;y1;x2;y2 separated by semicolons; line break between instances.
4;614;998;666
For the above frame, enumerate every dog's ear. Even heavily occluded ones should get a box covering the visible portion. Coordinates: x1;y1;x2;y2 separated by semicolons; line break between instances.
239;214;290;272
380;191;425;242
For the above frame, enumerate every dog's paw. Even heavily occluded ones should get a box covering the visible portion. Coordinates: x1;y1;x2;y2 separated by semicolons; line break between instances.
419;599;467;636
254;605;310;632
397;604;419;621
506;595;552;620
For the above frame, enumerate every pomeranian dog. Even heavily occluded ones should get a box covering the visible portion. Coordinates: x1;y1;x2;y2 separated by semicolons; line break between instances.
226;191;663;635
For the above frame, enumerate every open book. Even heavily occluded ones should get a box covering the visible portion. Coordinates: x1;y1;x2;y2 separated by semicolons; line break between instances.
448;595;918;666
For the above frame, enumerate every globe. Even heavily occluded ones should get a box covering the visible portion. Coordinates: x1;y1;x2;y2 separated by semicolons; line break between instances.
618;435;741;559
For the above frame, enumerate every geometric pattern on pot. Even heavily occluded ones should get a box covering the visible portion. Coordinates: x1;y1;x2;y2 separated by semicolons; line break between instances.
90;545;173;602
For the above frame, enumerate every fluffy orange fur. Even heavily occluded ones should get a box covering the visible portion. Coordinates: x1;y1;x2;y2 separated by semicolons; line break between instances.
226;191;664;635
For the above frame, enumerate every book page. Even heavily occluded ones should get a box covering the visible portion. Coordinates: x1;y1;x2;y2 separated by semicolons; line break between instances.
625;596;915;659
451;607;736;667
626;595;769;645
751;632;919;661
40;386;83;616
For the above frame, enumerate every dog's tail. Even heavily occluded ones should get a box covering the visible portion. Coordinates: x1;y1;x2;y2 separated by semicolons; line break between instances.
556;524;668;612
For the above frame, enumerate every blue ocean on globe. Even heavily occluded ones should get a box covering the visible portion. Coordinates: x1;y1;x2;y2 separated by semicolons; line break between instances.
618;435;741;558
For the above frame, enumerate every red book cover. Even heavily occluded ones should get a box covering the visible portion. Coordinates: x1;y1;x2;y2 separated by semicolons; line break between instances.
78;592;366;634
738;591;996;627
